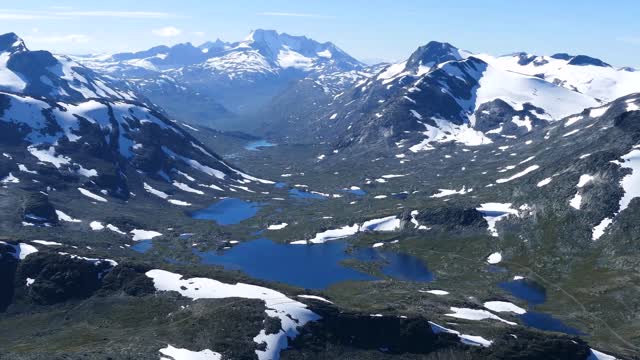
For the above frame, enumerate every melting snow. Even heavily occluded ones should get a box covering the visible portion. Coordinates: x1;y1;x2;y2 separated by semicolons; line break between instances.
420;289;449;295
476;203;519;237
144;182;169;199
290;224;359;244
430;186;472;198
267;223;288;230
496;165;540;183
0;241;38;260
429;321;493;347
55;210;81;223
487;252;502;264
483;301;526;314
146;269;319;360
445;307;515;325
360;216;401;232
297;295;333;303
537;177;552;187
130;229;162;241
28;146;71;168
31;240;62;246
159;345;221;360
78;188;107;202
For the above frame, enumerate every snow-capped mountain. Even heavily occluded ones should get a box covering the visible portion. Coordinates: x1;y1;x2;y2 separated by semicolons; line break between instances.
474;52;640;102
259;41;602;148
75;29;365;117
0;91;270;207
0;34;272;227
0;33;140;104
197;29;362;77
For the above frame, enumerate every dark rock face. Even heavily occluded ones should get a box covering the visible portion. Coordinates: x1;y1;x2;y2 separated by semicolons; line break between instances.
550;53;573;61
406;41;462;69
475;99;518;132
567;55;610;67
22;192;58;225
17;253;109;305
486;329;591;360
415;207;487;229
100;265;155;297
474;100;548;137
0;246;19;311
289;306;460;355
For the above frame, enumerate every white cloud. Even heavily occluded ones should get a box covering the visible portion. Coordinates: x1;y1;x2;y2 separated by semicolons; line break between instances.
54;11;175;19
193;31;206;37
24;34;90;44
258;12;334;19
152;26;182;37
0;12;61;20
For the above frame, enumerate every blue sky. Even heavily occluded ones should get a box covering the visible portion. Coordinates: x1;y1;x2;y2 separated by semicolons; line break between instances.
2;0;639;66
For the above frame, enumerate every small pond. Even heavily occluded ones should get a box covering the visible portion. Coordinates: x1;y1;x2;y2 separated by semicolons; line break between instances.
245;140;276;151
288;188;327;200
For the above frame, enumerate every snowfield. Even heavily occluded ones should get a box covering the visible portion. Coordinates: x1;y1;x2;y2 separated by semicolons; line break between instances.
445;307;516;325
483;301;526;314
146;269;320;360
476;203;520;237
159;345;221;360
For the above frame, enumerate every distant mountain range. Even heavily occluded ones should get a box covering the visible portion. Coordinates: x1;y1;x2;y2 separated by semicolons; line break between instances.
73;29;368;127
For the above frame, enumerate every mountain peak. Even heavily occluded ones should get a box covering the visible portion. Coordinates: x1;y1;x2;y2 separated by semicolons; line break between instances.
406;41;466;69
551;53;610;67
0;32;27;53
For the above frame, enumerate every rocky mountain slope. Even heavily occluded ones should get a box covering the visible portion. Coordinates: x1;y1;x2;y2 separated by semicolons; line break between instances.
258;41;619;148
0;32;140;104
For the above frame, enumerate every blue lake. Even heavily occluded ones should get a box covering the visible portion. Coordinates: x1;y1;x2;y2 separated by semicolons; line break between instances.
499;278;584;335
520;312;585;335
499;279;546;305
344;188;366;196
245;140;275;151
131;240;153;253
289;188;327;200
190;198;262;225
193;238;433;289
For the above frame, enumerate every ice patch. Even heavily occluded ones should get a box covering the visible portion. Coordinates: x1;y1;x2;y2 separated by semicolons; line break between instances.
476;203;519;237
496;165;540;184
78;188;107;202
483;301;526;314
159;345;221;360
487;252;502;264
267;223;288;230
55;210;81;223
420;289;449;295
445;307;515;325
130;229;162;241
430;186;472;198
537;177;552;187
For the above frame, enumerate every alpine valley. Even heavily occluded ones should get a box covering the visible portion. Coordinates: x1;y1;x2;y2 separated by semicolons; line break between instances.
1;27;639;360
